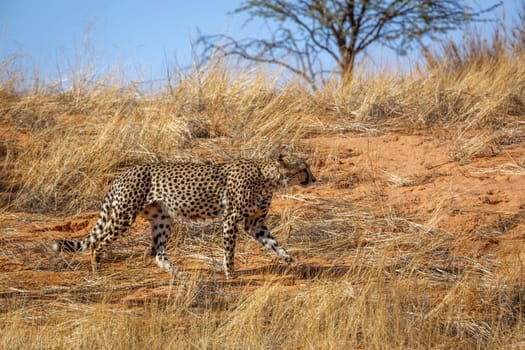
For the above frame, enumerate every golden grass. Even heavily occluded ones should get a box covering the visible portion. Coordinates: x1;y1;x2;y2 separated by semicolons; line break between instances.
1;224;524;349
1;34;525;349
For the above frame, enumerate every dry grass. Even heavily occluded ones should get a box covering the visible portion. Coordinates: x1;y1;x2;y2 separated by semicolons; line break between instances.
1;202;524;349
1;28;525;349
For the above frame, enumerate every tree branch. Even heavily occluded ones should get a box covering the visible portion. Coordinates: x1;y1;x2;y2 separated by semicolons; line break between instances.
198;0;502;88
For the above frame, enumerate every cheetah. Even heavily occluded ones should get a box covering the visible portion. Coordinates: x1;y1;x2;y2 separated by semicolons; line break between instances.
52;154;316;279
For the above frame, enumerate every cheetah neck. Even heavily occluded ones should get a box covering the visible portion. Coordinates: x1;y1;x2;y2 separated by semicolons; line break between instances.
259;159;287;189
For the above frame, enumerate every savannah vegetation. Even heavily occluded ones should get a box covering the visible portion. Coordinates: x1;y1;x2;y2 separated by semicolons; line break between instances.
199;0;502;89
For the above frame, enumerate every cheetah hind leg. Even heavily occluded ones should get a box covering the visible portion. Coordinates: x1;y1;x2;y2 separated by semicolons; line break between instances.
88;220;116;273
89;202;139;272
142;203;185;278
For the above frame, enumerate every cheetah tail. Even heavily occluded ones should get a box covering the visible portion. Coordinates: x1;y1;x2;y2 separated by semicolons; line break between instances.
52;191;113;253
51;238;86;252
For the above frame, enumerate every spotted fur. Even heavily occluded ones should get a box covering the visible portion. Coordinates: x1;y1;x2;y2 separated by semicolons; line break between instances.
52;155;316;278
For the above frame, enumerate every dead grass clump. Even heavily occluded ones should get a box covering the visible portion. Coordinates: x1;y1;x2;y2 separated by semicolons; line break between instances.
213;266;525;349
470;162;525;176
309;27;525;133
383;171;417;188
449;128;504;164
7;111;192;213
0;277;216;350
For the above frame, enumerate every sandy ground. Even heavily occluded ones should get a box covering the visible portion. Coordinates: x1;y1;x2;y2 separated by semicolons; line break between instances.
1;130;524;304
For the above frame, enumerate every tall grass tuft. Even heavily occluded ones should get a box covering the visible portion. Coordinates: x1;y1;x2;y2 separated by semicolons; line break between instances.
1;60;310;213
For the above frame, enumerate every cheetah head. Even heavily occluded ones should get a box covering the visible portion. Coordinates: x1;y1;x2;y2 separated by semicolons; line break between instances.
277;154;316;187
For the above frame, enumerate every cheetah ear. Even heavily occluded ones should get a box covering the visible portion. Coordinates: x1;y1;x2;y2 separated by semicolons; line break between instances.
276;154;299;170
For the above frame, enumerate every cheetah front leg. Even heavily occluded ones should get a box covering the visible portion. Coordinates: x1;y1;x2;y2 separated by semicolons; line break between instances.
222;212;240;279
245;215;293;264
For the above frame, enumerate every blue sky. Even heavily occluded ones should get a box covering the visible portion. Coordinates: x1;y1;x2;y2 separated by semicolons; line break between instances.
1;1;250;83
0;0;522;85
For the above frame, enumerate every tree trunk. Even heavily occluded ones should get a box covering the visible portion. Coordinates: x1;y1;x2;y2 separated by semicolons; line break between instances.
341;52;355;89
